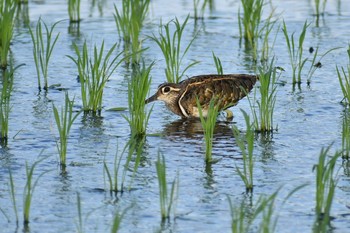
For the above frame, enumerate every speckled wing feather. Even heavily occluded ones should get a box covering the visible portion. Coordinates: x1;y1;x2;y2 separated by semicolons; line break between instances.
178;74;257;116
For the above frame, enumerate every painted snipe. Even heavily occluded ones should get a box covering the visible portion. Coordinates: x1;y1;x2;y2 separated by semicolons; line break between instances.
145;74;257;118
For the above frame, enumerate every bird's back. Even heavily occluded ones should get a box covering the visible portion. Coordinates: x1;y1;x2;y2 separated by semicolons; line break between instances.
177;74;257;117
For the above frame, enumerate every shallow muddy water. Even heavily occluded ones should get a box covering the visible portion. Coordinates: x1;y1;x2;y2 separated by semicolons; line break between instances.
1;0;350;232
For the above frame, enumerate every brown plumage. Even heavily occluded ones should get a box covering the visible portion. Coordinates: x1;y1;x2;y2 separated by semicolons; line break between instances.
145;74;257;118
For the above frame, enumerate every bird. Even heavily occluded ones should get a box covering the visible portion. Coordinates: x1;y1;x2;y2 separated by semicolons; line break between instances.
145;74;258;118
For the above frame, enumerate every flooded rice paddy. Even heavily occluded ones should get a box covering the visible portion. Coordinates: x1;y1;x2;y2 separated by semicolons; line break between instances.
1;0;350;232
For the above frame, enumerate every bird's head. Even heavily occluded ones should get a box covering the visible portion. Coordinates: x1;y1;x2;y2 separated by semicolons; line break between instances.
145;83;181;106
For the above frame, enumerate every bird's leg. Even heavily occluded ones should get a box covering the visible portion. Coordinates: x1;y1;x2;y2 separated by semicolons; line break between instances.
225;109;233;121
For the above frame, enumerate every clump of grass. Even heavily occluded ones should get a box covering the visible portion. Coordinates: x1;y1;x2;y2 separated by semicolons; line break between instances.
341;111;350;159
104;141;125;193
0;66;14;145
197;97;219;163
228;190;280;233
68;41;124;114
258;14;279;64
228;199;250;233
114;0;150;64
16;2;29;26
313;145;340;231
248;58;279;132
123;62;153;141
193;0;211;20
114;0;150;44
68;0;81;23
105;140;143;193
314;0;327;16
0;64;22;146
29;18;60;91
123;139;143;190
75;192;84;233
52;92;81;171
306;46;340;85
212;52;223;75
314;0;327;26
238;0;264;47
228;185;306;233
7;157;49;228
282;20;310;86
8;169;19;225
156;152;179;220
23;155;49;226
0;0;17;70
238;0;278;62
337;44;350;105
232;110;255;193
149;15;199;83
110;205;132;233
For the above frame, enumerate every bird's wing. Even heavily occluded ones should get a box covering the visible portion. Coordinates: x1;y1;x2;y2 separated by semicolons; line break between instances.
178;75;257;115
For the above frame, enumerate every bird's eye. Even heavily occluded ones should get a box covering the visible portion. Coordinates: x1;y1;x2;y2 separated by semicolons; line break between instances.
162;86;171;94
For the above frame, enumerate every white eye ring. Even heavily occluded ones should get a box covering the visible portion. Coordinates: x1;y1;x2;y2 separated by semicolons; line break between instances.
162;86;171;94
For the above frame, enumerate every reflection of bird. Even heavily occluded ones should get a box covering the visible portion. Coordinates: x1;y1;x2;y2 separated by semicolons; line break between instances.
163;118;234;139
145;74;257;118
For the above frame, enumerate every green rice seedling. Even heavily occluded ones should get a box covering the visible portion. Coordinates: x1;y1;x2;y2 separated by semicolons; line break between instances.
23;155;49;226
16;2;29;26
228;185;306;233
232;110;254;192
149;15;199;83
68;0;81;23
337;65;350;105
239;0;277;62
8;169;19;225
0;64;22;146
114;0;150;64
212;52;223;75
123;139;143;190
123;62;153;140
68;41;124;114
52;92;81;171
255;186;306;232
110;205;133;233
0;0;17;70
114;0;150;44
258;15;279;64
193;0;210;20
312;145;340;231
306;47;340;85
105;139;143;193
75;192;84;233
341;111;350;159
238;0;264;47
314;0;327;16
103;140;125;193
337;45;350;105
256;191;280;233
254;61;278;132
228;200;247;233
156;152;179;220
313;0;327;26
282;20;310;85
197;97;219;163
0;66;14;145
29;18;60;91
248;59;279;132
228;191;279;233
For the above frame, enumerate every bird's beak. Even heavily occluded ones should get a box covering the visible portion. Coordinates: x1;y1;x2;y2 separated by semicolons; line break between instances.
145;93;158;104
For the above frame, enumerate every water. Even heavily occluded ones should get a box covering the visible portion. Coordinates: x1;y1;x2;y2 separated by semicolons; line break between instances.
1;0;350;232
